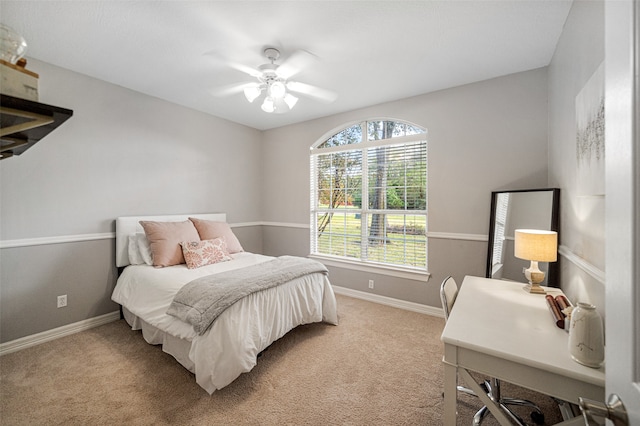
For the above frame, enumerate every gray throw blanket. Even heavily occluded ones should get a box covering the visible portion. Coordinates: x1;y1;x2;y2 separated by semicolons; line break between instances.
166;256;329;335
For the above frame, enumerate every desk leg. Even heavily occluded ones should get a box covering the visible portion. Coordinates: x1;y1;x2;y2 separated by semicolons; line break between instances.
443;356;458;425
458;368;512;425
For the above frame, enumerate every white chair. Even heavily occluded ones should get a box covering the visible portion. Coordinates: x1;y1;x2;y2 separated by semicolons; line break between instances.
440;276;545;425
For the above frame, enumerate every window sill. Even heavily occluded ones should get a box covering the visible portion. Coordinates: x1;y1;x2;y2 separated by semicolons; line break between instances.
309;254;430;282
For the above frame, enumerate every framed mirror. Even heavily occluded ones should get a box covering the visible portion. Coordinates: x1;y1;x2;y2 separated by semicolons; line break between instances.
486;188;560;286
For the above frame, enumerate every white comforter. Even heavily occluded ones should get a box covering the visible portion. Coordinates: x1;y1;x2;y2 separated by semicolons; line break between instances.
112;252;338;394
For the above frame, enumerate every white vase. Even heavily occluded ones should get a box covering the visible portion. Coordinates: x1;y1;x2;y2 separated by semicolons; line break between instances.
568;303;604;368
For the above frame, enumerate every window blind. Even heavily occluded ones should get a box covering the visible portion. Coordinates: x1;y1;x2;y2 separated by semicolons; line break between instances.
311;120;427;270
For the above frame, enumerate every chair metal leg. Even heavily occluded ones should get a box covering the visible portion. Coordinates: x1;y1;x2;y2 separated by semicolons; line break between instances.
499;402;527;425
484;378;545;426
472;405;490;426
503;396;544;413
455;376;544;425
457;385;477;397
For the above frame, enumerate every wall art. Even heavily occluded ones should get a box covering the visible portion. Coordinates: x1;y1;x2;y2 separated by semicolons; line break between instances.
576;62;605;196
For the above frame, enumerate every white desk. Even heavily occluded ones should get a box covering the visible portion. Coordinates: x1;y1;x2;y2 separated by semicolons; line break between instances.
441;276;605;425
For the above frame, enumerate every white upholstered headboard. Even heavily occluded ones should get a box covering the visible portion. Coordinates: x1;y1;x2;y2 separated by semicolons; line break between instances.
115;213;227;267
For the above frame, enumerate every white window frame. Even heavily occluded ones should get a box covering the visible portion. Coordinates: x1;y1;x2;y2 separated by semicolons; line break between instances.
491;193;510;275
310;120;428;273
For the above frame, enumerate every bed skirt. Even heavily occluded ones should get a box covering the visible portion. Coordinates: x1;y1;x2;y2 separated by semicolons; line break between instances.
119;275;338;394
122;307;196;373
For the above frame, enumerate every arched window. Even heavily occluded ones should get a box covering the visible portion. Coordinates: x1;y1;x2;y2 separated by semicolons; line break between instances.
310;119;428;270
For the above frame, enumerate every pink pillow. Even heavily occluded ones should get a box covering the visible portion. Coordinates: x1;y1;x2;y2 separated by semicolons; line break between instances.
139;220;200;267
189;218;244;254
180;238;231;269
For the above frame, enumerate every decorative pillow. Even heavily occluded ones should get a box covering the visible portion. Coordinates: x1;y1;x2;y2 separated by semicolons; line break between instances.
180;238;231;269
139;220;200;267
189;217;244;254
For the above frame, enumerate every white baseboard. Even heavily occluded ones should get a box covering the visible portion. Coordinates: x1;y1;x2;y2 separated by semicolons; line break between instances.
0;311;121;356
0;292;441;356
332;285;444;318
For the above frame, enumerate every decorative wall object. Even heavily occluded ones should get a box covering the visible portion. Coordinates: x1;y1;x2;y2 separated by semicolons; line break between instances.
575;62;605;196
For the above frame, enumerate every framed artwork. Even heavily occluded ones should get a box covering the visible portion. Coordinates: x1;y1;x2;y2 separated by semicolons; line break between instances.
576;62;605;196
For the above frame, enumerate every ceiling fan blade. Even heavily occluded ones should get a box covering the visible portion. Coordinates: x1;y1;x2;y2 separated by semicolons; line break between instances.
228;62;263;79
211;82;258;98
287;81;338;103
277;49;317;80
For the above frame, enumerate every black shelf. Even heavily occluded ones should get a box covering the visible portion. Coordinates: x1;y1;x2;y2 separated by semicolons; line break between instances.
0;94;73;159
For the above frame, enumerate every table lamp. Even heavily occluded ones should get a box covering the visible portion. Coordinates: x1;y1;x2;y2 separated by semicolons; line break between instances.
514;229;558;294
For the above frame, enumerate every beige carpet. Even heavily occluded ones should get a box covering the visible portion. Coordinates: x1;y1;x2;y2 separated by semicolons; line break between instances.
0;294;562;425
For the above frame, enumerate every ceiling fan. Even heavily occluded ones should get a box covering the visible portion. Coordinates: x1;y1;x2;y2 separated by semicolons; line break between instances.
212;47;337;114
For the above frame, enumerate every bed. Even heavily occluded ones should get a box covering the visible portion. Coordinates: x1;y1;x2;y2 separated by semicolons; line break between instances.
111;213;338;394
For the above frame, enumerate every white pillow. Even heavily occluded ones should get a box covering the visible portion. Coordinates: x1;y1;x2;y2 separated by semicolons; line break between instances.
127;233;153;265
127;233;145;265
136;233;153;265
136;232;153;265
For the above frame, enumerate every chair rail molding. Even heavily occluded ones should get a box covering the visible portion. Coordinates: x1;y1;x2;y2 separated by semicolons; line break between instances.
0;222;488;248
558;245;605;284
0;232;115;249
0;222;264;249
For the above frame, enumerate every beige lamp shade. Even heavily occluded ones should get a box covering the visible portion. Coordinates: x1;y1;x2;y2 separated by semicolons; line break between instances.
514;229;558;262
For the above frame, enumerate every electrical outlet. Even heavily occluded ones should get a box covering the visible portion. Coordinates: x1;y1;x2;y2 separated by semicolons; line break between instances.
368;280;374;289
57;295;67;308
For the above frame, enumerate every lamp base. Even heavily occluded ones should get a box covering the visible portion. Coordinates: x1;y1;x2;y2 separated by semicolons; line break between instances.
523;261;546;294
523;283;546;294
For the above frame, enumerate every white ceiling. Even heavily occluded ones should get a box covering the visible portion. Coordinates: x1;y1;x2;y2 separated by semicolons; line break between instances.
1;1;572;131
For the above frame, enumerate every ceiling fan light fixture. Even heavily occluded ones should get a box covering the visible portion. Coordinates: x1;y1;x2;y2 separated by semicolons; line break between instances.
244;86;262;103
269;81;286;99
261;96;275;113
284;93;298;109
213;46;335;114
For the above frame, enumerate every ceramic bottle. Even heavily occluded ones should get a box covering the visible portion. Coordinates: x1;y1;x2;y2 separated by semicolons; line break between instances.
568;302;604;368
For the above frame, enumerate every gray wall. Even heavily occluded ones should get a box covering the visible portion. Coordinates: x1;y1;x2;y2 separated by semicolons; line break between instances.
0;60;264;343
0;63;549;343
547;0;606;316
7;27;603;342
260;68;549;307
1;59;264;238
0;240;117;341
